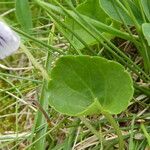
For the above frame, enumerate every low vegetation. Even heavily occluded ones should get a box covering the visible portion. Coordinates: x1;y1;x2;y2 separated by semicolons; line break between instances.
0;0;150;149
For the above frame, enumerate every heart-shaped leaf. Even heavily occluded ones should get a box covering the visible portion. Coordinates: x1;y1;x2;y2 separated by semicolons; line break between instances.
142;23;150;46
48;56;134;116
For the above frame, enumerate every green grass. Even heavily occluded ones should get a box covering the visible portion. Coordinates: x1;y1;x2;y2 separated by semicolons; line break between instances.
0;0;150;150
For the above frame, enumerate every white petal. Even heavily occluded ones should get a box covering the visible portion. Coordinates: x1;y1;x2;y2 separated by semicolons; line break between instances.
0;21;20;59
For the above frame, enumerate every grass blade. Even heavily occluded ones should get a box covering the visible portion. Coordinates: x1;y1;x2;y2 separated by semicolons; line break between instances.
15;0;33;33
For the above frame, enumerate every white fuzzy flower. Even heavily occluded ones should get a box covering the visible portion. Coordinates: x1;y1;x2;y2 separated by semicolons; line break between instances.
0;21;20;59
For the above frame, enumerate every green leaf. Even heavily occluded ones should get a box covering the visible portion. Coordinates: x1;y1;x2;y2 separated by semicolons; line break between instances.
65;0;112;50
77;0;107;23
48;56;134;116
100;0;143;25
141;0;150;21
142;23;150;46
15;0;33;33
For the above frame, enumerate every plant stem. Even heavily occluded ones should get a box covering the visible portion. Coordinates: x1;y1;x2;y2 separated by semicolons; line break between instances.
29;54;51;150
35;0;138;42
80;116;103;142
32;80;49;150
122;0;150;73
64;118;80;150
141;123;150;146
57;0;149;81
102;111;124;150
30;25;55;150
20;44;49;80
13;27;65;55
